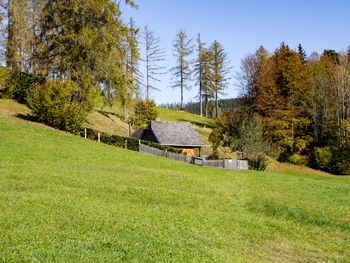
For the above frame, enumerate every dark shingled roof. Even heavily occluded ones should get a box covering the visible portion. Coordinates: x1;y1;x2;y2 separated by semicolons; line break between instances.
131;128;144;139
145;121;204;147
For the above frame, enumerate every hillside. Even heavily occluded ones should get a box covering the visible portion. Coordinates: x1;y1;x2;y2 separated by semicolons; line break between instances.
97;103;217;145
1;100;350;261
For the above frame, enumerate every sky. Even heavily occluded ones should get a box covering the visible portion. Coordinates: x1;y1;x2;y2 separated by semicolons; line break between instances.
122;0;350;105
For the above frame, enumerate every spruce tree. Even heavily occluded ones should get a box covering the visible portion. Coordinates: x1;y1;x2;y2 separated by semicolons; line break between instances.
171;30;194;109
298;43;307;62
210;40;231;118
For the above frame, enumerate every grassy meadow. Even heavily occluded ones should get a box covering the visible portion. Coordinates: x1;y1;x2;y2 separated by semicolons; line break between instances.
1;100;350;262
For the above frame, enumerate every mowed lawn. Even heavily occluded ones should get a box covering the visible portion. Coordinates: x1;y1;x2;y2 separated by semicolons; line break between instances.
1;114;350;262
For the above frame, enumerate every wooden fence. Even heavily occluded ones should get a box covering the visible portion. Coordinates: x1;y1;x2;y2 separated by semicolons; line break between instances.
139;143;248;170
139;143;192;163
193;157;248;169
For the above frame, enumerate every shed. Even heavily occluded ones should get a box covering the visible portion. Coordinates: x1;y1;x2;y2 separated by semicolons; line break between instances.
131;121;204;156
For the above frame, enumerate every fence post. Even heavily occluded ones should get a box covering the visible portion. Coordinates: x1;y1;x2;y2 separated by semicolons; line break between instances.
165;149;167;158
98;132;100;143
223;159;226;168
84;129;87;139
125;139;127;149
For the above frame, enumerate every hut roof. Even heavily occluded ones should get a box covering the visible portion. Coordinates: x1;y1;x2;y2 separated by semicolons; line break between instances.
130;128;144;139
145;121;204;147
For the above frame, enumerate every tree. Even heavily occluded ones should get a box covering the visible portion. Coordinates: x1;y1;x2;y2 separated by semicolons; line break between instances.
38;0;128;110
122;18;141;119
0;0;7;62
200;48;214;117
298;43;307;62
194;34;205;116
210;40;231;117
142;25;165;100
171;30;193;109
6;0;33;71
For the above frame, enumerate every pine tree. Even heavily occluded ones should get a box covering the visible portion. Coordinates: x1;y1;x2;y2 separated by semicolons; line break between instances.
210;40;231;117
142;25;165;100
298;43;307;62
171;30;194;109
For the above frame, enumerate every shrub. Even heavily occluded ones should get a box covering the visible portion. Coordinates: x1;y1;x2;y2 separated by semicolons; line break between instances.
330;144;350;175
309;147;332;170
0;68;40;103
27;79;93;134
288;153;308;166
249;155;269;171
213;111;273;170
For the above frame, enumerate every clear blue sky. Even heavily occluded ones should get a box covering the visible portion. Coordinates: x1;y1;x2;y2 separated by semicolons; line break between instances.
122;0;350;105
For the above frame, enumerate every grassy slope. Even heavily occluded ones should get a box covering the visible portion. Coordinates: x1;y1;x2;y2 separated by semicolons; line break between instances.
98;103;216;145
1;102;350;262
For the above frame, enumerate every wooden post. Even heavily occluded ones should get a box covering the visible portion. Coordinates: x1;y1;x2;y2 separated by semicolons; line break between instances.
98;132;100;143
165;149;167;158
84;129;87;139
125;139;127;149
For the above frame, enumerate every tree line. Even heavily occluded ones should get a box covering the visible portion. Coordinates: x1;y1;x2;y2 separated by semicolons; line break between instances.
0;0;232;130
215;43;350;174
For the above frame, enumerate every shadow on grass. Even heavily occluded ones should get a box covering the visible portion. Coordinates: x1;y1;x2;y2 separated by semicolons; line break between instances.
16;113;40;123
96;110;127;122
246;197;350;231
178;118;217;129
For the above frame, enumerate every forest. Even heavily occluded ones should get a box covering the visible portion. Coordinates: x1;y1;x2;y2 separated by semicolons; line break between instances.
0;0;349;174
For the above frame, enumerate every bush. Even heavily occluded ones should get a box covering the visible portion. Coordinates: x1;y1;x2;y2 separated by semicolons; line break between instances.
330;144;350;175
288;153;308;166
309;147;332;170
249;155;269;171
0;68;40;103
27;79;93;134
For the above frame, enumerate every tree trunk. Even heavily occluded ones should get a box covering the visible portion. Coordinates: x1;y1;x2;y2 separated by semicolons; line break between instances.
205;94;208;117
199;81;203;116
215;91;218;118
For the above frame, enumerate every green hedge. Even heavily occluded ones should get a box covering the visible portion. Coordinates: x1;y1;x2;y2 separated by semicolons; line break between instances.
0;67;41;104
81;128;182;154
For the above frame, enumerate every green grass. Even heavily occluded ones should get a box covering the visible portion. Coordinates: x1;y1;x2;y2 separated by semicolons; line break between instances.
157;108;217;128
1;106;350;262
